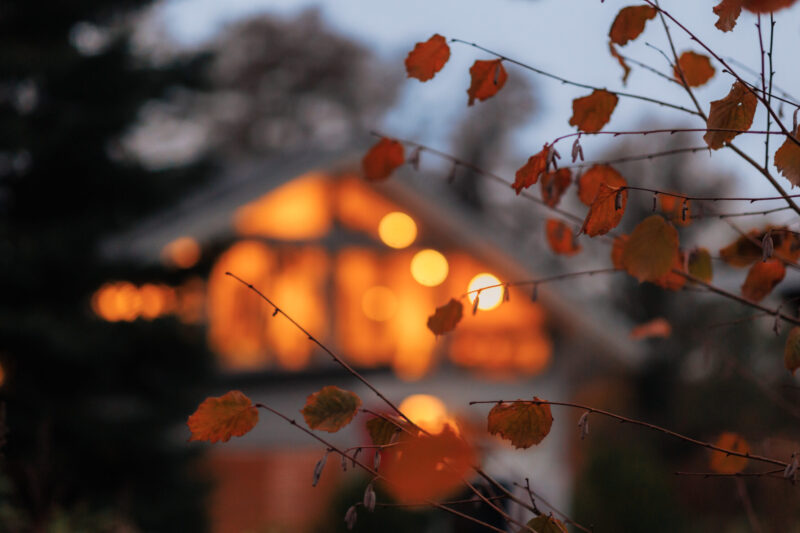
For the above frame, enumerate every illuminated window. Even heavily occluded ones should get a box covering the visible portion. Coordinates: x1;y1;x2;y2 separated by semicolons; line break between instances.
378;212;417;249
398;394;451;434
162;237;201;269
410;249;448;287
361;286;397;321
467;273;503;311
234;173;331;240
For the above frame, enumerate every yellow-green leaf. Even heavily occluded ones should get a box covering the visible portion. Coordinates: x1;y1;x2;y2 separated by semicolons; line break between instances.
688;248;713;283
519;515;568;533
366;416;402;446
622;215;679;282
487;398;553;449
301;386;362;432
785;327;800;375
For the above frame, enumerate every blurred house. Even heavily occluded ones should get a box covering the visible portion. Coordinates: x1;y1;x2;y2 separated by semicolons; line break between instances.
100;146;638;533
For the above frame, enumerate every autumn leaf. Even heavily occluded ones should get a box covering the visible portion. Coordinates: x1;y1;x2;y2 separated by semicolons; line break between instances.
710;432;750;474
569;89;618;133
609;5;657;46
381;425;475;504
512;146;549;194
719;230;763;266
540;169;572;207
743;0;798;13
467;59;507;106
713;0;742;32
674;51;715;87
611;234;628;269
187;390;259;443
784;327;800;375
577;164;627;206
622;215;680;282
580;182;627;237
519;515;568;533
630;317;672;340
301;386;362;432
366;416;402;446
704;81;757;150
362;138;405;181
487;398;553;449
427;298;463;335
546;219;581;256
741;258;785;302
660;194;691;227
405;34;450;82
651;250;687;291
609;42;631;85
774;127;800;188
688;248;713;283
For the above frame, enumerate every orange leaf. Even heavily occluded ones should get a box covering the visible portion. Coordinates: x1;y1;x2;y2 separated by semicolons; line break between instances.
710;432;750;474
621;215;680;282
674;51;715;87
580;182;627;237
743;0;798;13
688;248;713;283
611;234;629;269
540;168;572;207
487;398;553;449
741;258;785;302
546;219;581;256
187;390;258;443
630;317;672;340
577;164;627;206
301;386;362;432
524;516;568;533
405;34;450;82
609;5;657;46
651;249;687;291
774;127;800;188
362;138;405;181
660;194;691;227
785;327;800;375
512;146;549;194
719;229;763;267
569;89;618;133
609;42;632;85
381;425;475;504
467;59;507;106
713;0;743;31
427;298;463;335
704;81;757;150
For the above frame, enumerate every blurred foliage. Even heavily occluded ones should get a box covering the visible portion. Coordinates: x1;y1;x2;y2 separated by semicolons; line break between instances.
0;0;216;530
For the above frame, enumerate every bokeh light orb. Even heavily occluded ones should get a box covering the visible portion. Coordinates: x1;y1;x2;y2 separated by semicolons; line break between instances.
378;211;417;249
399;394;449;434
410;249;448;287
467;273;503;311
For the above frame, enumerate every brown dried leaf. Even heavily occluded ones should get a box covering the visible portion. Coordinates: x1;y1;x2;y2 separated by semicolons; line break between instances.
674;51;716;87
609;5;657;46
569;89;619;133
741;259;786;302
427;298;463;335
512;146;549;194
301;386;362;432
710;432;750;474
704;81;757;150
580;183;627;237
621;215;679;282
405;34;450;82
775;127;800;188
714;0;743;31
362;138;405;181
487;398;553;449
467;59;507;106
546;219;581;256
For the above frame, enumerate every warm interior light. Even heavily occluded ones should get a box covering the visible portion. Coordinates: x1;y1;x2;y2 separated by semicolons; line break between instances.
399;394;449;434
162;237;201;269
410;249;448;287
234;173;331;240
378;212;417;249
467;273;503;311
361;286;397;321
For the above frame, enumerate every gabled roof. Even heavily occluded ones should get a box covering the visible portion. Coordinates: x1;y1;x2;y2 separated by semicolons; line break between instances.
103;144;641;368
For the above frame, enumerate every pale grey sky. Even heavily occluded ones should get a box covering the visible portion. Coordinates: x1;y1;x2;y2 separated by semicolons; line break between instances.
156;0;800;201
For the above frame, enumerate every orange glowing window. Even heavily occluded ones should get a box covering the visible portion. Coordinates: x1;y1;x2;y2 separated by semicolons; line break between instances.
162;237;201;269
467;273;503;311
378;212;417;249
410;249;448;287
234;173;331;240
361;286;397;321
336;176;402;238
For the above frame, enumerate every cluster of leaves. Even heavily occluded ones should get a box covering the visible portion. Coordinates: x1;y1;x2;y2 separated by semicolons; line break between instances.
190;1;800;531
